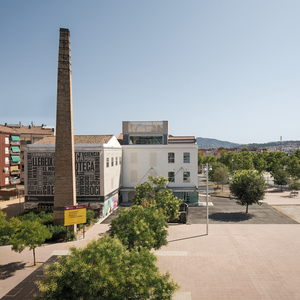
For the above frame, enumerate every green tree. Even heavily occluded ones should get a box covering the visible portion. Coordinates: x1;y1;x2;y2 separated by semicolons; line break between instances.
287;156;300;179
10;220;52;265
253;153;268;173
0;210;21;246
133;176;182;221
288;177;300;193
272;168;289;192
203;155;217;165
209;163;229;190
198;151;203;166
110;205;168;251
229;170;267;214
37;235;179;300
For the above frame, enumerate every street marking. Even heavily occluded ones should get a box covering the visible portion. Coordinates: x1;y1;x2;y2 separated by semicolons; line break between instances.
173;292;192;300
51;250;70;256
155;251;188;256
198;202;213;206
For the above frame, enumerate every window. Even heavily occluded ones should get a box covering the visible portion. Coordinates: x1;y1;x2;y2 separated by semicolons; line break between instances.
5;147;9;154
129;136;163;145
183;152;190;163
168;153;175;163
4;167;9;174
119;156;122;165
183;172;190;182
5;177;9;185
106;158;109;168
168;172;175;182
5;157;9;164
111;157;114;167
116;157;118;166
5;137;9;144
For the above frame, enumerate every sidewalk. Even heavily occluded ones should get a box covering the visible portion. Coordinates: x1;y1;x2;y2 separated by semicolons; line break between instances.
1;189;300;299
0;222;110;298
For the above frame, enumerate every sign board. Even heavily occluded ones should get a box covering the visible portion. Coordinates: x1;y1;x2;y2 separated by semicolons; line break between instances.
64;205;86;226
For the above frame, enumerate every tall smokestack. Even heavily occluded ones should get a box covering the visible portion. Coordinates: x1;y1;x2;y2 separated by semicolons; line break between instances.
53;28;76;230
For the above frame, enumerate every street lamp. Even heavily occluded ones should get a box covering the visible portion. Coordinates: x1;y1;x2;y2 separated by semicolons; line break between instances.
13;184;22;215
231;158;234;175
205;163;212;235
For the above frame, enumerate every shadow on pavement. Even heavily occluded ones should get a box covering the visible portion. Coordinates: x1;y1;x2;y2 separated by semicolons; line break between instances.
0;262;26;280
168;234;207;243
209;212;254;222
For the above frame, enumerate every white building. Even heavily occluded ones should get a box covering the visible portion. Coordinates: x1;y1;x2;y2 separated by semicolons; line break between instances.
119;121;198;203
24;135;122;218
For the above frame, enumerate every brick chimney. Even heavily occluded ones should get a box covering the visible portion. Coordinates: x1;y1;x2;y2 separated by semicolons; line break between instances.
53;28;76;230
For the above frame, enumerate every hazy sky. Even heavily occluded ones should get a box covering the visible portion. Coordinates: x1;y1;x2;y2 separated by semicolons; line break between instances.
1;1;299;144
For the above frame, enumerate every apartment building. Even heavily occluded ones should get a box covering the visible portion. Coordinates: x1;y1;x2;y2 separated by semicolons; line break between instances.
0;125;21;199
5;122;55;182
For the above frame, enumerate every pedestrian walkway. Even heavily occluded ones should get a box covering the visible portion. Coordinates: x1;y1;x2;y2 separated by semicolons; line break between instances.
1;189;300;299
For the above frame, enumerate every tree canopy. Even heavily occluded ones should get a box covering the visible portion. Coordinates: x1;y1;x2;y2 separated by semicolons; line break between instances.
208;162;229;190
10;220;52;265
132;176;182;221
229;170;267;213
110;205;168;251
37;235;179;300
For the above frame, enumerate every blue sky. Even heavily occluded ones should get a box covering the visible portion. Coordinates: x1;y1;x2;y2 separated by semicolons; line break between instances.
1;0;299;144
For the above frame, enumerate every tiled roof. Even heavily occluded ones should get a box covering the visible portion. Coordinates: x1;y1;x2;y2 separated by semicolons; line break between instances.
35;135;114;145
13;126;54;135
0;125;19;134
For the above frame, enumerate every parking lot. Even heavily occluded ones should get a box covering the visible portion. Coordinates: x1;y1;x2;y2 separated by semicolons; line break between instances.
187;195;299;224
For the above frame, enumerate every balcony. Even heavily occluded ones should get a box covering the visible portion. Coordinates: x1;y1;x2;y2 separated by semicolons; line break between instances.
11;155;21;164
11;169;20;175
11;177;21;185
11;146;20;154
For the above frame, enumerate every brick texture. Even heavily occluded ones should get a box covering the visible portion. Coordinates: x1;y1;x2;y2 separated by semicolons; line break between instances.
53;28;76;226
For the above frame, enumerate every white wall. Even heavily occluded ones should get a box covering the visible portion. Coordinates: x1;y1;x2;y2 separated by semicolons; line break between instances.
103;148;122;197
122;144;198;189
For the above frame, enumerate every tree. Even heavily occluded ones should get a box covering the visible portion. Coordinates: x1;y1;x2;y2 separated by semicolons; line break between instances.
0;210;21;246
37;235;179;300
133;176;182;221
272;168;289;192
229;170;267;214
110;205;168;251
198;151;203;166
10;220;52;265
209;163;229;190
286;156;300;179
203;155;217;165
288;177;300;193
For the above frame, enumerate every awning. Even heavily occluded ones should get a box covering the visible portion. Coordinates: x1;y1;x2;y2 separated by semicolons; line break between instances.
11;155;21;163
11;146;20;153
11;135;20;141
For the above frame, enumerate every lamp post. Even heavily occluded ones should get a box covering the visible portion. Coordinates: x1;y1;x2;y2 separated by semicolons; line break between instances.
13;184;21;215
205;163;212;235
231;158;234;175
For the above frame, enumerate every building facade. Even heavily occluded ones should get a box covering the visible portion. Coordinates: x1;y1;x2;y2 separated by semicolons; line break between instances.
24;135;122;217
0;125;21;199
120;121;199;203
5;122;55;182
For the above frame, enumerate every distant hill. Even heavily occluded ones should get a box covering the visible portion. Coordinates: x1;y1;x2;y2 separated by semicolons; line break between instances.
196;137;240;149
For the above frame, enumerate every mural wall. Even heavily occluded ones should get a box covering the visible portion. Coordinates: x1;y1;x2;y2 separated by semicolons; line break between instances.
26;151;101;202
103;194;119;217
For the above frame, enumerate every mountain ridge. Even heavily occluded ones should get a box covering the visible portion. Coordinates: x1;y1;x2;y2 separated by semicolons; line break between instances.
196;137;300;150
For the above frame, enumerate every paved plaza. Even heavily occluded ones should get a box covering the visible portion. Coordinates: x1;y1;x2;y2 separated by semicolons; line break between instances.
1;188;300;299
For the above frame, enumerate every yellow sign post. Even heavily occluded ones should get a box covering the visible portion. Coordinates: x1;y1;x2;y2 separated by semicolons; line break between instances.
64;205;86;226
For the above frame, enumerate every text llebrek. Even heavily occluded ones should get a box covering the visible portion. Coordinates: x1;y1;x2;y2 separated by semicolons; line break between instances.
32;157;53;167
